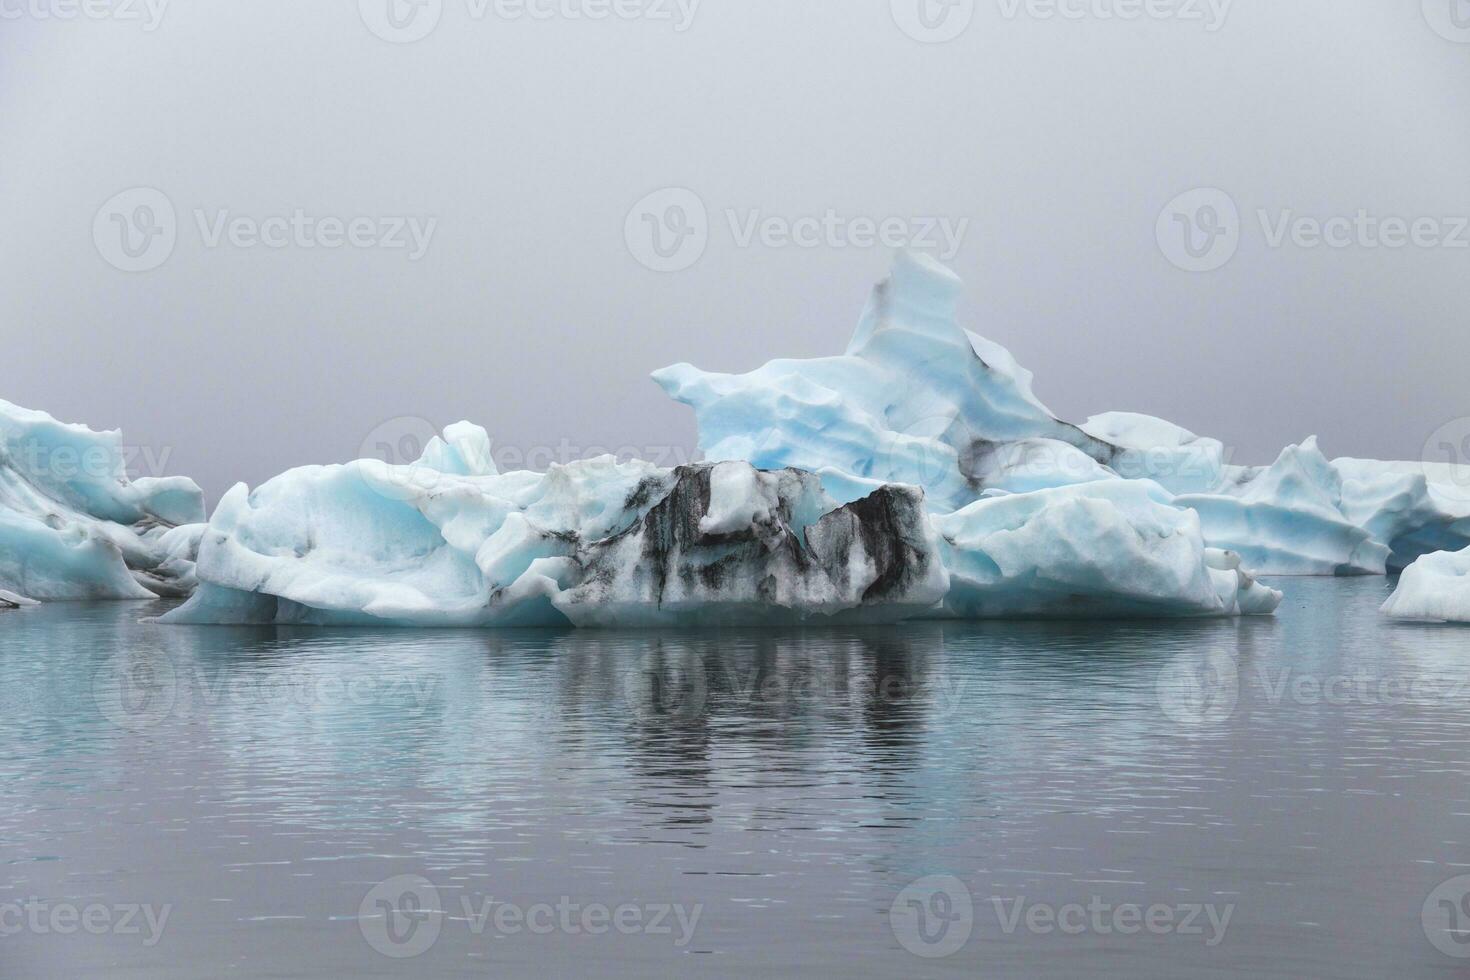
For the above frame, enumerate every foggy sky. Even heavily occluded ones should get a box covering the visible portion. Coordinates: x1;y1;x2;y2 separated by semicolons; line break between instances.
3;0;1468;501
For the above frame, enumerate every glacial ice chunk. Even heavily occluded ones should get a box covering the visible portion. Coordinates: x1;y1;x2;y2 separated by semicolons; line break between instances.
163;418;1277;627
1334;458;1470;571
1080;411;1229;495
16;251;1461;615
553;464;950;627
1085;414;1470;574
0;399;206;600
0;587;39;609
1173;439;1389;576
654;251;1465;578
653;250;1115;514
159;253;1296;626
1382;546;1470;623
162;450;954;627
933;480;1281;618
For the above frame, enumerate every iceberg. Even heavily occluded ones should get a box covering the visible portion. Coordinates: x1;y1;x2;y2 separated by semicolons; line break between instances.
13;251;1460;622
0;587;39;610
1333;458;1470;571
158;270;1287;627
162;429;1277;627
1164;438;1388;576
163;453;955;627
652;251;1114;514
660;251;1470;578
151;252;1312;626
0;399;205;601
935;481;1281;619
1381;546;1470;623
1084;414;1470;575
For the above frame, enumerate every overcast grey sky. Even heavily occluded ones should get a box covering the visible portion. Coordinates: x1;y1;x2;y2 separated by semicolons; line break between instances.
2;0;1468;500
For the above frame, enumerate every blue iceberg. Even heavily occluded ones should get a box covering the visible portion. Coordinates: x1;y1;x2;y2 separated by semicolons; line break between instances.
14;251;1470;625
0;399;204;602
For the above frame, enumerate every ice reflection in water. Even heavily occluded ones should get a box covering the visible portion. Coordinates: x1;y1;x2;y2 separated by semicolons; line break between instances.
1;577;1468;978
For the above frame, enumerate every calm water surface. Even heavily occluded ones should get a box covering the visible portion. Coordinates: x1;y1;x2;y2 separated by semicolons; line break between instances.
2;578;1469;978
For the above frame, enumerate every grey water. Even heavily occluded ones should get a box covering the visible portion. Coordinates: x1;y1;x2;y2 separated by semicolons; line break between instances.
2;578;1469;978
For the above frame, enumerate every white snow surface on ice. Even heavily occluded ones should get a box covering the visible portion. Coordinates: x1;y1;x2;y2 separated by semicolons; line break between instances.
0;399;205;601
1382;545;1470;623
